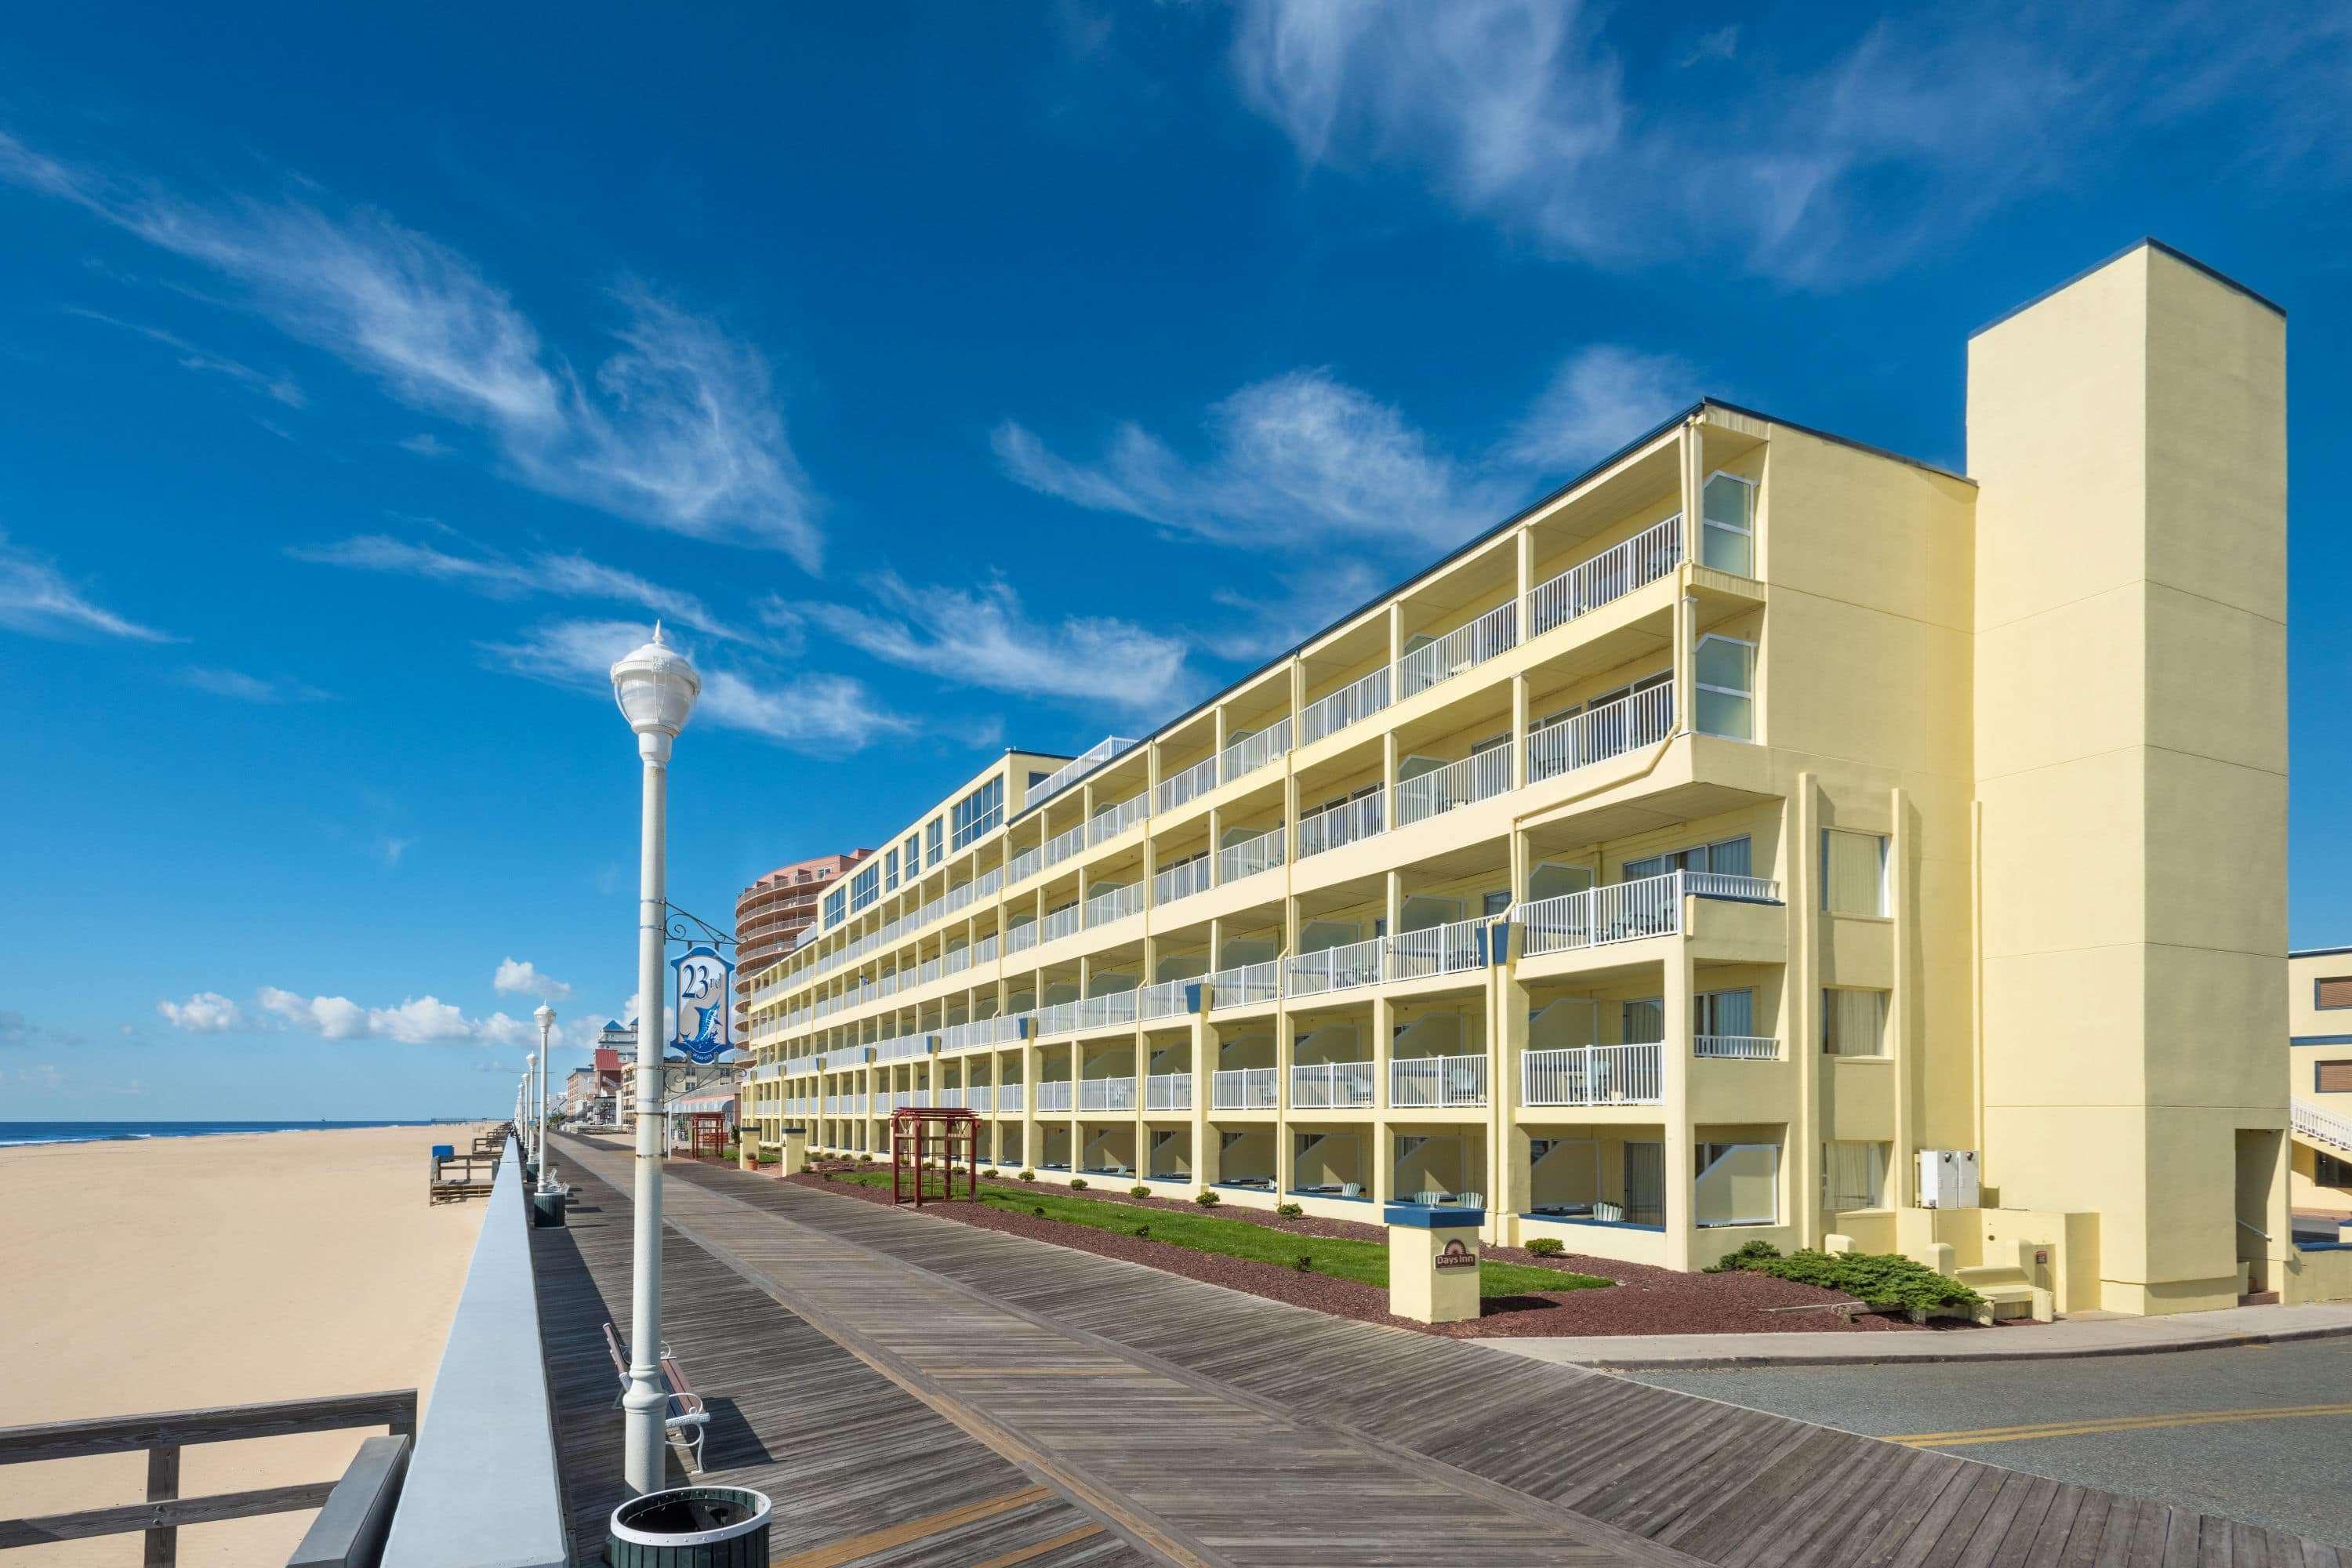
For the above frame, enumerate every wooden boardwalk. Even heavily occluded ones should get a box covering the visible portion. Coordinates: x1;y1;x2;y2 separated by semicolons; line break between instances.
551;1135;2344;1566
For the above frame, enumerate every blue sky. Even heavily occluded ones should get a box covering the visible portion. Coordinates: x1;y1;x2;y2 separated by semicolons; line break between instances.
3;3;2347;1117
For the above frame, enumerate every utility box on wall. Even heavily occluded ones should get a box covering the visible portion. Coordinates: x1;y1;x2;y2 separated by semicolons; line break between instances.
1918;1149;1980;1209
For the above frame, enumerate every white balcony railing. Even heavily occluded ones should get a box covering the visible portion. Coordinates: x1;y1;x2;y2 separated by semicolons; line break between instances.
1394;743;1513;828
1154;855;1213;906
1030;735;1137;807
1036;1080;1073;1114
1044;822;1088;868
1290;1060;1375;1109
1695;1034;1779;1059
1085;883;1142;927
1396;601;1517;701
1390;1053;1487;1109
2292;1096;2352;1151
1526;514;1682;638
1154;755;1219;814
1283;936;1388;1000
1387;916;1490;982
1298;666;1391;746
998;1082;1025;1112
1297;791;1385;858
1006;846;1043;885
1220;717;1294;785
1007;920;1040;953
1089;792;1147;846
1519;870;1779;957
1210;1066;1278;1110
1527;684;1673;783
1040;905;1081;944
1078;1076;1136;1113
1216;824;1284;884
1523;1042;1662;1105
1208;960;1281;1010
1145;1072;1192;1112
1138;977;1196;1022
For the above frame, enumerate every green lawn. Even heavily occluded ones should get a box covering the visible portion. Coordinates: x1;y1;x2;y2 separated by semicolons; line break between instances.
818;1171;1606;1299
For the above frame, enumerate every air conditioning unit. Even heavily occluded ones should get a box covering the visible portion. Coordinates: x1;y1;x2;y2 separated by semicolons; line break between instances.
1918;1149;1980;1209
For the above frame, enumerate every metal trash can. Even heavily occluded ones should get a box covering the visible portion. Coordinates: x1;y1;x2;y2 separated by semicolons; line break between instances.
532;1186;567;1228
524;1158;540;1185
607;1486;770;1566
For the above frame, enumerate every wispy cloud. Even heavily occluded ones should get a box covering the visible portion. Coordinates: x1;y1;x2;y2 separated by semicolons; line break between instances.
1;132;822;564
252;986;545;1046
376;836;416;867
2;1010;91;1049
805;572;1191;713
1496;346;1693;470
154;992;241;1033
0;530;176;643
482;617;907;751
176;666;334;703
1229;2;2352;286
289;533;752;644
64;307;305;406
494;956;572;1001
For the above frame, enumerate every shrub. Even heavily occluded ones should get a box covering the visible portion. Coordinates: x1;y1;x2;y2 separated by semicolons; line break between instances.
1293;1253;1314;1272
1276;1203;1304;1219
1134;1225;1151;1239
1193;1190;1221;1207
1525;1237;1566;1258
1033;1204;1046;1216
1711;1244;1984;1312
1703;1239;1784;1273
978;1167;996;1179
1131;1184;1151;1199
1069;1178;1087;1191
1018;1169;1036;1182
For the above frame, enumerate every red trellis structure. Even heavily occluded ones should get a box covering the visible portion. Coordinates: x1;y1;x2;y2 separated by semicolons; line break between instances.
890;1108;979;1206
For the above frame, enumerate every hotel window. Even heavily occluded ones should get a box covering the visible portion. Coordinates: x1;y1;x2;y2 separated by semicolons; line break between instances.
2317;977;2352;1010
1823;1141;1891;1210
2318;1060;2352;1094
924;818;943;868
1700;471;1755;576
1627;835;1751;882
884;847;899;892
822;887;846;927
1694;1142;1779;1226
1693;634;1755;740
849;861;880;913
1696;988;1755;1038
1621;997;1663;1043
952;777;1004;851
1822;829;1889;916
1823;987;1890;1057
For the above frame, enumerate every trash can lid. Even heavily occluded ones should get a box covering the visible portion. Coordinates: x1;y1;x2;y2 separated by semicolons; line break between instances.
610;1486;772;1546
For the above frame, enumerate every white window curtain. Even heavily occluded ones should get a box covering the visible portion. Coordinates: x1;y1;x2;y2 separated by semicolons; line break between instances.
1823;1142;1889;1210
1822;988;1890;1056
1821;829;1889;916
1696;988;1755;1036
1621;997;1664;1044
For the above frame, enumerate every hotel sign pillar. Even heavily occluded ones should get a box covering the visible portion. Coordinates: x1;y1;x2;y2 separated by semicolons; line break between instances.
1386;1203;1483;1324
611;625;700;1497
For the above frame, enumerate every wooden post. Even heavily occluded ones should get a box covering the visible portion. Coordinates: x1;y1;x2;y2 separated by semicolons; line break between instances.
143;1444;179;1566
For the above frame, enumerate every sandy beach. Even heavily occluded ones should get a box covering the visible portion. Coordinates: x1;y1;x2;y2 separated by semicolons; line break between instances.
0;1123;493;1565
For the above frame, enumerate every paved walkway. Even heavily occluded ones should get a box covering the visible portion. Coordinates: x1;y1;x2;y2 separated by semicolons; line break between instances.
551;1138;2345;1567
1474;1302;2352;1370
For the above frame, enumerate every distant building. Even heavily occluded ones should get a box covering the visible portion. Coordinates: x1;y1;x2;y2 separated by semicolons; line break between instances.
734;851;870;1028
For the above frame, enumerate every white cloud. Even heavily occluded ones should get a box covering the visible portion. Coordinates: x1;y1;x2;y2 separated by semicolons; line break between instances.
494;957;572;1001
1228;2;2352;286
289;534;749;643
64;307;305;407
155;992;243;1032
481;617;907;751
376;836;415;867
808;572;1191;713
176;666;333;703
0;132;821;564
1496;346;1693;470
244;985;546;1047
397;432;450;457
0;530;176;643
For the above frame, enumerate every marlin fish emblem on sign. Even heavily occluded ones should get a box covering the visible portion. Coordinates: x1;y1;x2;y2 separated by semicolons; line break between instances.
669;944;735;1065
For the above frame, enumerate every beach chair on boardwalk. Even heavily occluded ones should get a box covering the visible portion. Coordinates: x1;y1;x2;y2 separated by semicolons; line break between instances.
601;1323;708;1472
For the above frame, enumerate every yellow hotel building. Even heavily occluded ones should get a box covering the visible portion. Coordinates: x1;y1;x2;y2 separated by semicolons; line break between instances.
746;241;2328;1316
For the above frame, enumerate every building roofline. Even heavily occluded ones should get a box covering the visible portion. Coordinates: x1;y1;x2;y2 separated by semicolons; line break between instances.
2292;946;2352;960
1970;238;2283;341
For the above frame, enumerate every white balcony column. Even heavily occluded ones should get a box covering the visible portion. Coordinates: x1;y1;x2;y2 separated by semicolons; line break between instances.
1194;1014;1219;1189
1497;957;1534;1222
1282;769;1298;848
1207;916;1224;971
1515;527;1534;619
1661;934;1697;1272
1282;896;1300;956
1381;731;1399;813
1791;775;1824;1250
1387;601;1403;667
1889;785;1915;1210
1274;1086;1297;1199
1672;591;1696;741
1213;703;1228;761
1510;674;1530;790
1370;991;1396;1117
1205;805;1222;881
1482;961;1508;1245
1384;869;1402;943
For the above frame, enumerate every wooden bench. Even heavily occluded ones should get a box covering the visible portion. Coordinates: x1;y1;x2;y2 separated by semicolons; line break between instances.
601;1323;708;1472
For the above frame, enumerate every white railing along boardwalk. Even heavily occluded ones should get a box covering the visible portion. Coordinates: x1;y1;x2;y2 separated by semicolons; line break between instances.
1297;790;1385;858
1390;1053;1488;1108
1035;1080;1073;1113
1290;1060;1375;1109
1210;1066;1278;1110
1085;883;1142;927
1526;514;1682;637
1396;601;1518;700
1154;855;1213;906
1526;683;1674;783
1298;666;1390;746
1078;1076;1137;1113
1283;935;1388;999
1523;1043;1662;1105
1695;1034;1779;1059
1217;824;1284;884
1519;870;1781;956
1145;1071;1192;1112
1395;744;1513;828
1154;755;1219;814
1220;717;1293;785
1031;735;1136;805
1208;959;1281;1010
1089;793;1147;845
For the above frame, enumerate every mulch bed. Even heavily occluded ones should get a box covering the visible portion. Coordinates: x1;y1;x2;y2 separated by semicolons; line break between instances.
785;1169;1940;1338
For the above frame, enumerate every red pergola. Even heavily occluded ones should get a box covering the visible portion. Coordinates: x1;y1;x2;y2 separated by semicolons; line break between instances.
889;1108;979;1206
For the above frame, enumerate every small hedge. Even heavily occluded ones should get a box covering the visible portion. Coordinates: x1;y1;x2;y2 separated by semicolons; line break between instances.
1524;1237;1565;1258
1018;1169;1036;1182
1276;1202;1304;1219
1069;1178;1088;1191
1193;1190;1221;1207
1707;1240;1984;1312
1131;1184;1151;1199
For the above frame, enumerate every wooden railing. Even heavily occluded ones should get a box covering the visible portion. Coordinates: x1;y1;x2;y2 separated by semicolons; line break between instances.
0;1388;417;1563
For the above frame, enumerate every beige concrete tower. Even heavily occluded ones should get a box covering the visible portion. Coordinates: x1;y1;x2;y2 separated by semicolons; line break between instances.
1969;241;2289;1313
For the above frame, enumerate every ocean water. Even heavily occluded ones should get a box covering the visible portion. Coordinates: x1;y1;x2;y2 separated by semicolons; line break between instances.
0;1120;468;1149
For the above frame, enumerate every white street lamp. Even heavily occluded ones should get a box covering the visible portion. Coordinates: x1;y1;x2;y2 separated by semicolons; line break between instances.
609;622;699;1496
525;1054;538;1181
535;1004;557;1194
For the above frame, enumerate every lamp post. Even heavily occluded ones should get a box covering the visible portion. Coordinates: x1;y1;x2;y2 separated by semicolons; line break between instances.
524;1053;538;1182
535;1004;557;1192
610;622;700;1495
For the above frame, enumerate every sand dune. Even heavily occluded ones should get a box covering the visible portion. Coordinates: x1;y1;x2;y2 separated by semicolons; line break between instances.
0;1123;492;1565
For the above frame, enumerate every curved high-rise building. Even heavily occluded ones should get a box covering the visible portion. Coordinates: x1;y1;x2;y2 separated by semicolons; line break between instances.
734;851;869;1027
